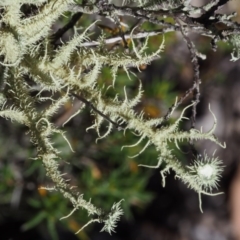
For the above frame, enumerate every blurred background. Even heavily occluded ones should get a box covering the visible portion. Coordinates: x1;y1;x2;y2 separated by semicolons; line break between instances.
1;1;240;239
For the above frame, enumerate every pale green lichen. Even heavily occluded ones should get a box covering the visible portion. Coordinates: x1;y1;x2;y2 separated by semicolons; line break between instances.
0;0;231;234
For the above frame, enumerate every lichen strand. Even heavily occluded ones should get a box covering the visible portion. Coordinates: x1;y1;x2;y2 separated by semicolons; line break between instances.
0;0;229;234
0;31;20;64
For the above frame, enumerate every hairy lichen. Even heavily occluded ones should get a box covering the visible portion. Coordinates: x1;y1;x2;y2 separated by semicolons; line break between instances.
0;0;237;234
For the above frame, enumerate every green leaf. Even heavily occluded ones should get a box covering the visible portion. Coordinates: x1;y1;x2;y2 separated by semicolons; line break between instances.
21;211;47;231
47;218;59;240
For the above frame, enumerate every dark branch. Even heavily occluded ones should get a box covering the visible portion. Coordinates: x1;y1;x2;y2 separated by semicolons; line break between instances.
71;93;125;131
51;12;83;44
176;18;201;130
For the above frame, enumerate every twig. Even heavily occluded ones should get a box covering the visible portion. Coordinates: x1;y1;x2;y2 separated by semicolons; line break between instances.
68;3;181;30
51;12;83;44
71;93;124;130
160;83;198;126
68;1;239;48
80;29;165;47
176;18;201;129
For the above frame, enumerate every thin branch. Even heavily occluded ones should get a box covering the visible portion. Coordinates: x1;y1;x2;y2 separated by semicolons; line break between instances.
51;12;83;44
71;93;125;130
159;83;197;126
68;3;181;30
157;19;202;128
176;18;201;129
68;1;239;48
80;29;165;47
